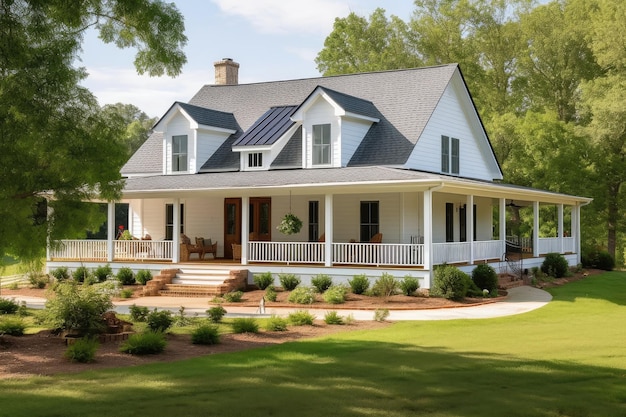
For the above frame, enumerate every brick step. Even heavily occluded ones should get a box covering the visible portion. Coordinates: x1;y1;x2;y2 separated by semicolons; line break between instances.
159;284;223;297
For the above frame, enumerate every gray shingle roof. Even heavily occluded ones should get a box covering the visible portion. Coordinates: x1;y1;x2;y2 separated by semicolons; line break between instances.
314;86;380;120
233;106;297;147
175;102;239;131
270;126;302;169
189;65;458;166
121;131;163;175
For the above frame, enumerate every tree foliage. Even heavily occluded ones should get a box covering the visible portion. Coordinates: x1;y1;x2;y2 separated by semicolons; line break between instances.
315;0;626;263
0;0;186;261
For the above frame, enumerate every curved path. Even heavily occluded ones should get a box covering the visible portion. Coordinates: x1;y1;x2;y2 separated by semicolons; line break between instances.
8;285;552;321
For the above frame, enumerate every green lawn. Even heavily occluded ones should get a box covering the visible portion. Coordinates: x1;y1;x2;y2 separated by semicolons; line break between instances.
1;273;625;417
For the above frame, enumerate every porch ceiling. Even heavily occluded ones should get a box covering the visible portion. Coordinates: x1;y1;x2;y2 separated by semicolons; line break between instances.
120;166;592;206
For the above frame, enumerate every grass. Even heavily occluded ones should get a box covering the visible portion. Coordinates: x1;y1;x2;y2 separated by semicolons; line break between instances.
0;272;625;416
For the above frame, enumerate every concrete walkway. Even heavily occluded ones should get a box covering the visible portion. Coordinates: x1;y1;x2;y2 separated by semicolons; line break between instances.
7;285;552;321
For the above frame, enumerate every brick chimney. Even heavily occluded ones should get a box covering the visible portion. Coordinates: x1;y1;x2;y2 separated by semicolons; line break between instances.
214;58;239;85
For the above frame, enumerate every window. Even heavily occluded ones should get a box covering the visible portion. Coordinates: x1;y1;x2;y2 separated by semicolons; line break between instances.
172;135;188;172
445;203;454;242
360;201;379;242
312;124;331;165
248;152;263;168
165;203;184;240
441;135;460;175
308;201;319;241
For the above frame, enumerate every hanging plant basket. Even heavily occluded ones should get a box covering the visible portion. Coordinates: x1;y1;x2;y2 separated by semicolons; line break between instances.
277;213;303;235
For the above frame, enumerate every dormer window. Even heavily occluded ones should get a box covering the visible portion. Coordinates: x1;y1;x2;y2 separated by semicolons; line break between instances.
172;135;188;172
248;152;263;168
312;124;331;165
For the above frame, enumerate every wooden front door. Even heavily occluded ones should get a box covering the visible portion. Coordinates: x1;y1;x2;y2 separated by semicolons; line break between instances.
224;198;241;259
249;197;271;241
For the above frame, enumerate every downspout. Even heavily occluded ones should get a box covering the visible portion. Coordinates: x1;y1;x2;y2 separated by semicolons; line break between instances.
423;183;444;289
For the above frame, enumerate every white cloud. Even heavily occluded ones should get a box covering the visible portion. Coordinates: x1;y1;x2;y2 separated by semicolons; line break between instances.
82;67;210;117
210;0;349;35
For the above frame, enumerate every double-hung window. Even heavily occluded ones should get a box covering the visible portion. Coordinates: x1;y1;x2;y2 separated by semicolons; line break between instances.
360;201;379;242
441;135;460;175
172;135;188;172
312;124;331;165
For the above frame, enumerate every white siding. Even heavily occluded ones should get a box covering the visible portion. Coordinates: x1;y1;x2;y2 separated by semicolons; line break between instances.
271;195;326;242
405;76;499;181
341;118;372;166
196;130;231;173
432;193;494;243
303;98;340;168
333;194;401;243
164;113;193;175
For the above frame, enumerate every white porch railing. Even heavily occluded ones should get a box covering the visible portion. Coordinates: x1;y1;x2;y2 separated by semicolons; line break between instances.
538;237;575;254
50;240;173;262
506;236;533;251
114;240;173;261
332;243;424;266
49;240;108;261
433;242;470;265
248;241;325;264
473;240;506;262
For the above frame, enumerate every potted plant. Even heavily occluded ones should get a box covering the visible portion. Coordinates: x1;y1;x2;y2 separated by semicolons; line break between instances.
277;213;303;235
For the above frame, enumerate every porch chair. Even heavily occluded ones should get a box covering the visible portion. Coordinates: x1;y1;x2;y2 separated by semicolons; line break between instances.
232;243;242;260
180;234;203;261
195;237;218;259
369;233;383;243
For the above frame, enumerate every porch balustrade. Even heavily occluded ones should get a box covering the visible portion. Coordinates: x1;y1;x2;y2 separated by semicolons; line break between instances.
538;237;574;254
332;242;424;266
49;240;108;262
49;240;173;262
248;241;325;264
433;242;470;265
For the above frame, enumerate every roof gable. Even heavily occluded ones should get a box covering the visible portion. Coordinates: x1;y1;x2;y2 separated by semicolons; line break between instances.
153;101;238;133
291;86;380;123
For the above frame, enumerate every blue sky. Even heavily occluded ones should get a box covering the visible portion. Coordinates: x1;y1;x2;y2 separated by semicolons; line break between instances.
79;0;416;117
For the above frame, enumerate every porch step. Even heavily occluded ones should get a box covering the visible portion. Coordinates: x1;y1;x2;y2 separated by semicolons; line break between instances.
155;268;249;297
498;274;526;290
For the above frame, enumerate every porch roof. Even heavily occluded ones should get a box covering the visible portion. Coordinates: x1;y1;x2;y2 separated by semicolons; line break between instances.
121;166;592;205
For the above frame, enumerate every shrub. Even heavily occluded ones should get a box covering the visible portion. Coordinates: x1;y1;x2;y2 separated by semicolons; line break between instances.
431;265;469;300
464;274;484;297
288;310;315;326
265;285;277;302
129;304;150;322
324;311;344;325
135;270;153;285
51;267;70;282
371;273;399;298
0;298;19;315
279;273;301;291
44;281;113;335
117;267;135;285
206;305;227;323
374;308;390;322
541;253;569;278
64;337;99;363
471;264;499;293
264;315;288;331
253;272;274;290
146;309;174;332
323;285;348;304
120;289;134;299
231;318;259;334
191;324;220;345
311;274;333;293
28;272;49;289
344;313;356;325
174;306;190;327
399;275;420;296
0;317;26;336
223;291;243;303
93;264;113;282
120;332;167;355
72;266;91;283
596;251;615;271
348;274;370;295
287;286;316;304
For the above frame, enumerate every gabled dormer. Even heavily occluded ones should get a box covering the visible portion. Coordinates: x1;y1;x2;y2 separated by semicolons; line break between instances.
291;87;380;168
153;102;238;175
232;106;299;171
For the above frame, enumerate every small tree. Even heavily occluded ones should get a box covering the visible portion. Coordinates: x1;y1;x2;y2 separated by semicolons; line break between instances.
44;281;113;335
431;265;469;301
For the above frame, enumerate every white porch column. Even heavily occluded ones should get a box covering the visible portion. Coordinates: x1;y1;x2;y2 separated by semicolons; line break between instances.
172;199;180;263
107;202;115;262
574;204;581;264
499;198;506;254
241;196;249;265
533;201;540;257
558;204;564;254
467;194;474;264
423;189;434;288
324;194;333;267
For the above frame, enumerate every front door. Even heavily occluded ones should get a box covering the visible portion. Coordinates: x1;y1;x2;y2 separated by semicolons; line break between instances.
224;198;241;259
249;197;271;241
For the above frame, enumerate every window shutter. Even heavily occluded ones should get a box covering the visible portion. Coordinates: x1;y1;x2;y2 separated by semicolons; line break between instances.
441;136;450;173
451;138;460;174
